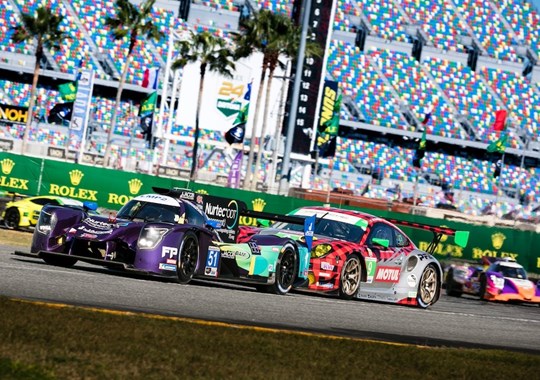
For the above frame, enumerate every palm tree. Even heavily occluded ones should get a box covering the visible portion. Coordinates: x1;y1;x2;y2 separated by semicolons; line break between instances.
232;10;322;190
11;6;65;154
103;0;164;166
171;30;235;181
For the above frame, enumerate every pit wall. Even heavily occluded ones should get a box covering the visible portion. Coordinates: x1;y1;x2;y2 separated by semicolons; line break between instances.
1;152;538;274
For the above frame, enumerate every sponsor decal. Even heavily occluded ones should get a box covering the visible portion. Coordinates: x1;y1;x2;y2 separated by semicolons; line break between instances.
159;263;176;271
78;226;110;235
320;261;334;271
375;266;400;282
417;253;431;261
80;233;97;239
162;246;178;259
221;251;236;259
204;267;218;277
407;291;417;298
365;257;377;284
166;259;176;264
318;272;331;278
407;274;417;287
83;218;113;231
204;200;239;230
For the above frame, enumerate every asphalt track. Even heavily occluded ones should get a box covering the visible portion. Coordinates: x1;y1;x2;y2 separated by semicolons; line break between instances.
1;244;539;355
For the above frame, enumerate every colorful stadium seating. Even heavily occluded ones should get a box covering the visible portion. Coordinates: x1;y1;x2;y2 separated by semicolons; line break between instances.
0;0;539;217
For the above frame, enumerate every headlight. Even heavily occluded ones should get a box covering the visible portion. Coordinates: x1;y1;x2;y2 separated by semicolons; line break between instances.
137;227;169;249
406;256;418;272
37;211;56;234
311;244;332;258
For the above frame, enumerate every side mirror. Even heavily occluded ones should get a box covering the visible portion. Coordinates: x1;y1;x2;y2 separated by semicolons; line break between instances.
83;201;98;212
206;219;222;230
257;219;271;227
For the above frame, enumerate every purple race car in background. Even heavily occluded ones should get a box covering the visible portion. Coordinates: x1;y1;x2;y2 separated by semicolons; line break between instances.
445;256;540;305
13;188;311;295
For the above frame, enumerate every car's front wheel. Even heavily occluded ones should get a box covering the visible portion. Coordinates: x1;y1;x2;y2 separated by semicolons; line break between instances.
177;232;199;284
3;208;20;229
479;275;487;300
417;264;440;308
269;242;297;295
339;254;362;300
445;269;462;297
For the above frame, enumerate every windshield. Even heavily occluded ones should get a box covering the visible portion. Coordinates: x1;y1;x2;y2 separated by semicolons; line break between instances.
117;200;181;223
274;217;365;242
499;265;527;279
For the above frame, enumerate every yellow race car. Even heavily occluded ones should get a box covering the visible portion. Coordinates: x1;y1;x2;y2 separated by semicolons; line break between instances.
1;195;84;230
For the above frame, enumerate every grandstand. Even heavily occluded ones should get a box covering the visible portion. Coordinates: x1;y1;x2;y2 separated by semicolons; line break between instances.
0;0;538;221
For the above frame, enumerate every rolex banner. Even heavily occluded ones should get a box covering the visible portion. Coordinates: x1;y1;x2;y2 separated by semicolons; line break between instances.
0;152;41;195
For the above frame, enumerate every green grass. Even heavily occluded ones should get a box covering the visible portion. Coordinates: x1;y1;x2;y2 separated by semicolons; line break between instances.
0;297;537;380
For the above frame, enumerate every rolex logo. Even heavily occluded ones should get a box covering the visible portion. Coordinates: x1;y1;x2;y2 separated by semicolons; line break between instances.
69;169;84;186
491;232;506;250
196;189;209;195
252;198;266;212
0;158;15;175
128;178;143;195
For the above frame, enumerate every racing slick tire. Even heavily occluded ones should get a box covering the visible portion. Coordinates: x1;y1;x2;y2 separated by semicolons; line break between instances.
445;269;463;297
42;255;78;267
177;232;199;284
478;275;487;301
417;264;440;308
268;242;297;295
3;208;20;229
338;254;362;300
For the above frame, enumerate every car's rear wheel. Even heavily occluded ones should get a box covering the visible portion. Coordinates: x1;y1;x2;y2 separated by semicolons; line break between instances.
42;255;78;267
338;254;362;300
445;269;462;297
417;264;440;308
177;232;199;284
3;208;20;229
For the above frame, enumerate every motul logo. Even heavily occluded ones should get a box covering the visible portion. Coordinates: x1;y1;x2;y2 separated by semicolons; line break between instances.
375;267;400;282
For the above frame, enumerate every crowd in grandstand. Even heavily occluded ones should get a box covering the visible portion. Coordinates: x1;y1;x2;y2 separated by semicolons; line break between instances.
0;0;538;222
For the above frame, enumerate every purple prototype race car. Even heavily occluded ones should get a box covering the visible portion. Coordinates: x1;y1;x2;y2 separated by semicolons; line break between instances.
13;188;312;295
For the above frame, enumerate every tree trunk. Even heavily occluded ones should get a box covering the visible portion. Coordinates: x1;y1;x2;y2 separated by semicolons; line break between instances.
104;53;132;166
22;45;42;154
243;64;267;190
190;65;206;181
250;68;275;191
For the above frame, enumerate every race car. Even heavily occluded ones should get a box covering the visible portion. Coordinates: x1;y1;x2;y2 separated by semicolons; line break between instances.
238;206;469;308
445;257;540;305
13;188;310;295
1;195;85;230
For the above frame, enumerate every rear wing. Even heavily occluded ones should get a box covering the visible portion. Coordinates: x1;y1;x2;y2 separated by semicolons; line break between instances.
387;218;469;255
152;187;306;242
